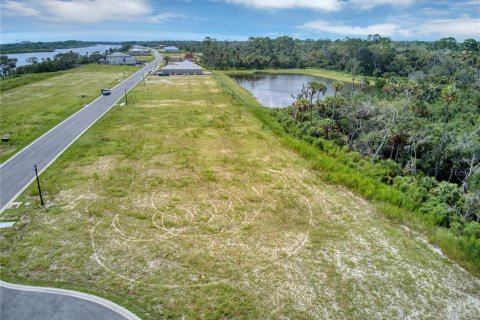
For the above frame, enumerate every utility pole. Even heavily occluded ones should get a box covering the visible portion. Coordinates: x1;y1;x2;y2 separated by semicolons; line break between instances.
143;73;146;86
124;88;128;105
34;164;44;206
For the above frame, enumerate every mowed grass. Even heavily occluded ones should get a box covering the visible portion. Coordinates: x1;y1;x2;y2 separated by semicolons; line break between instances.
0;64;139;162
1;75;479;319
135;55;154;63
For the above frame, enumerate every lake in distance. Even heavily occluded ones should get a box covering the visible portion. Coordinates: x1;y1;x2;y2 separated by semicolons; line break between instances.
233;73;369;108
7;44;121;67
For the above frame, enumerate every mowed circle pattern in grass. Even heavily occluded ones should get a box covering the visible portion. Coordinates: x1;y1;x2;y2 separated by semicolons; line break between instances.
1;75;479;319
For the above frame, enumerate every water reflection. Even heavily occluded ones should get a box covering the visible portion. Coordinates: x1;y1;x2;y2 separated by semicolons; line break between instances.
233;73;369;108
7;44;122;67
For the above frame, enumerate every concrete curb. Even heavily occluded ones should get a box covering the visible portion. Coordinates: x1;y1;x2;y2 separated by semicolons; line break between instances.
0;280;141;320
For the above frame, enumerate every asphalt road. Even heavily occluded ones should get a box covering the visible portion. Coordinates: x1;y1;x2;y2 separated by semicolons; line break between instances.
0;50;162;212
0;281;140;320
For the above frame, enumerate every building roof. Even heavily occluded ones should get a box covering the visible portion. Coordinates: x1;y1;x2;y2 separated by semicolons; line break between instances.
108;52;131;57
162;60;202;70
164;46;179;50
129;48;149;52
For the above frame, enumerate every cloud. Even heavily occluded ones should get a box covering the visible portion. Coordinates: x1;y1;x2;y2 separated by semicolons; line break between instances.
223;0;343;12
300;16;480;40
223;0;418;11
300;20;401;36
348;0;416;10
418;16;480;38
1;0;178;24
2;0;40;16
146;12;181;23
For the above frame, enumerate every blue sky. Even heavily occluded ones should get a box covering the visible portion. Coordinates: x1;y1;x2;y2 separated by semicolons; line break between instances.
1;0;479;43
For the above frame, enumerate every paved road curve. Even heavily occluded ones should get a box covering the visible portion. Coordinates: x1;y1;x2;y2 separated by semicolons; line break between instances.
0;50;162;212
0;281;141;320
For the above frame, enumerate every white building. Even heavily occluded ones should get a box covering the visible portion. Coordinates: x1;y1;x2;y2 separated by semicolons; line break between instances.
161;60;203;75
164;46;180;53
128;48;150;56
106;52;138;65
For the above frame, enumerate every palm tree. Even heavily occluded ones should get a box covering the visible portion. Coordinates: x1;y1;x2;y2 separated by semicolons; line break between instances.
314;82;327;122
434;85;457;179
331;81;344;120
327;81;344;139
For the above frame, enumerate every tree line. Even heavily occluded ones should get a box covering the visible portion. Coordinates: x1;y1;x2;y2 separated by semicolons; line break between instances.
0;40;97;54
200;36;479;89
0;43;132;77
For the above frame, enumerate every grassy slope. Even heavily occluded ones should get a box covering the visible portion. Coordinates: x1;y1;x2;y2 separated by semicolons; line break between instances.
215;71;480;275
135;55;154;63
0;75;479;319
0;64;139;163
0;72;63;92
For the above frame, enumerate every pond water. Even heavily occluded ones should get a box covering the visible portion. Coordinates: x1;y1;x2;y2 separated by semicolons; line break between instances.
233;73;370;108
7;44;121;67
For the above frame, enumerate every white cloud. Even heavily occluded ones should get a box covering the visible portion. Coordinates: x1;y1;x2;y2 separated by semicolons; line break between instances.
1;0;178;24
223;0;418;11
146;12;181;23
300;20;401;36
418;17;480;38
348;0;415;10
41;0;151;23
2;0;40;16
300;16;480;40
224;0;343;12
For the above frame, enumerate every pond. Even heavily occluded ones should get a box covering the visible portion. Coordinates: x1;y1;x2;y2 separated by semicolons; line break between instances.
7;44;122;67
233;73;370;108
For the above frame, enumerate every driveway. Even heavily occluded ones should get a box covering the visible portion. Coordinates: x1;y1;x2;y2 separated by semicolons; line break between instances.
0;281;141;320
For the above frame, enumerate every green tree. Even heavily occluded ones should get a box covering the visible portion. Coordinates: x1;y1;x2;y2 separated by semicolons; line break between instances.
434;85;457;179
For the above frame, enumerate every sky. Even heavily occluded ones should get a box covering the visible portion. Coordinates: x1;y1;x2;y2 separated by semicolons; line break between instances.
1;0;479;43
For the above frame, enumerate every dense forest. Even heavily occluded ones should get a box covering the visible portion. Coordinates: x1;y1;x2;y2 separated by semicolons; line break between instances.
199;36;479;84
0;40;98;54
0;43;131;77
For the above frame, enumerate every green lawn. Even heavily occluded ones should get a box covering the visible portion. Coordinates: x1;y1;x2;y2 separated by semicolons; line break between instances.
0;64;139;163
0;74;478;319
0;72;63;92
135;55;154;63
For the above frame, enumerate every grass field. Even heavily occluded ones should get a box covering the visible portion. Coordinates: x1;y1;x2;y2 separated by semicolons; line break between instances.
0;72;63;92
0;64;139;163
1;74;479;319
136;55;154;63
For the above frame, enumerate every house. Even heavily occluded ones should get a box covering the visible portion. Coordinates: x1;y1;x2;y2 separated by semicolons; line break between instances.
164;46;180;53
106;52;138;65
128;48;150;56
160;60;203;75
168;57;183;63
184;53;196;63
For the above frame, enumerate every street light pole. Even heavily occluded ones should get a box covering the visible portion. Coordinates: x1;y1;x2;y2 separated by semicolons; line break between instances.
124;88;128;105
34;164;44;206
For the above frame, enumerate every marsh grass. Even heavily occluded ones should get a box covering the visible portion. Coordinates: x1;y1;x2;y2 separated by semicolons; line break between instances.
0;64;139;162
1;74;479;319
